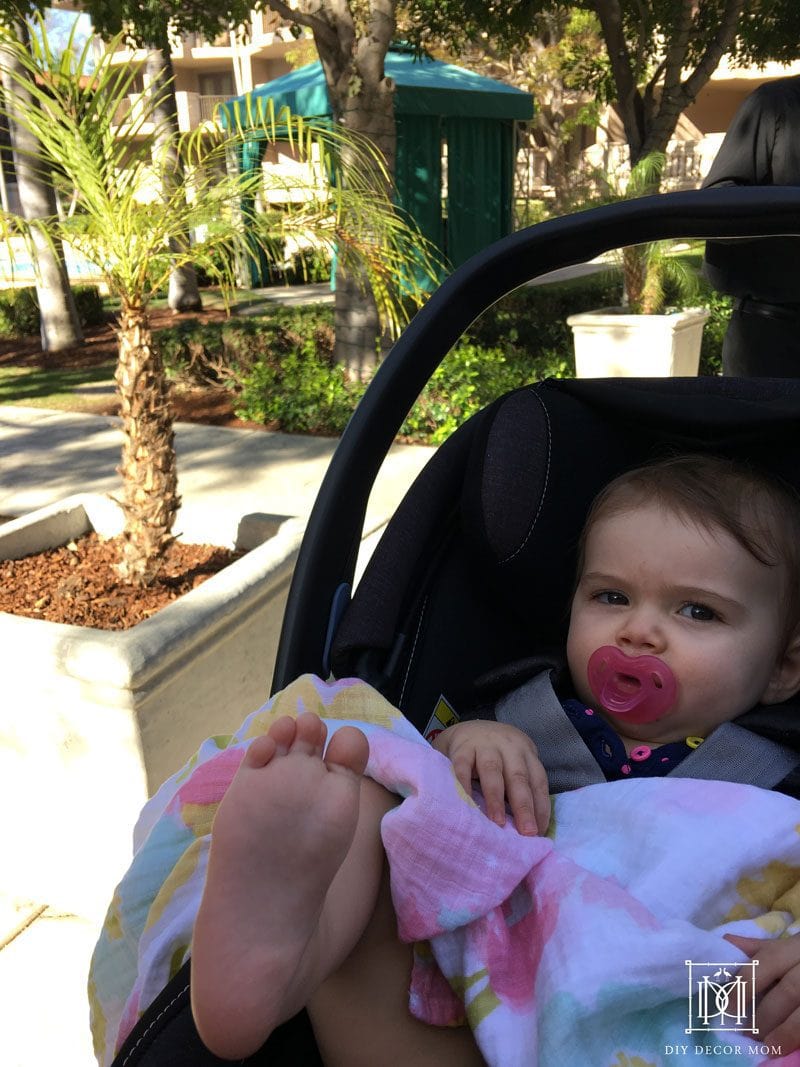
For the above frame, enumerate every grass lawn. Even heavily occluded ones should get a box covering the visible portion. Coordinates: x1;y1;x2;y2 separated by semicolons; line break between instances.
0;362;116;411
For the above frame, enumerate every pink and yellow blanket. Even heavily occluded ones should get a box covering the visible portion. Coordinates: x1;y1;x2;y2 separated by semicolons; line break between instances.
90;675;800;1066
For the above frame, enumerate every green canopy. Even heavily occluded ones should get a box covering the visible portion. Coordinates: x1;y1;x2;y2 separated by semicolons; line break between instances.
224;52;533;123
222;53;534;281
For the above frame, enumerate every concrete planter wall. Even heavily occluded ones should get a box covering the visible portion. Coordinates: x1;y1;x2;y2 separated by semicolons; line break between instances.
567;306;710;378
0;495;303;919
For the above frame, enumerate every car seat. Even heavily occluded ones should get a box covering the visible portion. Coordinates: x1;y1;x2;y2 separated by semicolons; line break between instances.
109;186;800;1066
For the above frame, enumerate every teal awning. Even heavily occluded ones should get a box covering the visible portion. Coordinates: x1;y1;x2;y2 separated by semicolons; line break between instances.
221;53;533;127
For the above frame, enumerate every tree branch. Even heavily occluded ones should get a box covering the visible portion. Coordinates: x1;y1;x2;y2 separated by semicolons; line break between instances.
661;0;693;94
680;0;746;104
262;0;339;52
594;0;644;156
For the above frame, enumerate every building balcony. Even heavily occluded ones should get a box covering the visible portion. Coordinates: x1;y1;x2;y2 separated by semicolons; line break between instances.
170;13;298;62
517;134;727;201
112;91;231;133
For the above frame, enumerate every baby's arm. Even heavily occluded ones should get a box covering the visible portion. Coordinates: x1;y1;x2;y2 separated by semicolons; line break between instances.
431;720;551;836
725;932;800;1054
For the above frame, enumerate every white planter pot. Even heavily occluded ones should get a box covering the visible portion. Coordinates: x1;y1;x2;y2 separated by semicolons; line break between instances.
0;495;303;918
567;306;710;378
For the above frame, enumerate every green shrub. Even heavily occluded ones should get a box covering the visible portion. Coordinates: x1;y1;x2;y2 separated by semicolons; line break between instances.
235;339;364;434
263;246;333;287
193;243;231;288
156;304;352;434
697;286;731;377
400;342;528;443
0;286;40;337
159;304;335;384
0;283;106;337
159;317;271;387
155;270;727;443
73;285;106;328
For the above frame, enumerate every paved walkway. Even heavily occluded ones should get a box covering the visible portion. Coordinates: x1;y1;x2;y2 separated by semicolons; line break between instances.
0;405;432;550
0;404;434;1067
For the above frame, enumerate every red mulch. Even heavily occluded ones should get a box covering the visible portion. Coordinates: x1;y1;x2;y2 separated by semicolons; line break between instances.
0;532;244;630
0;305;266;629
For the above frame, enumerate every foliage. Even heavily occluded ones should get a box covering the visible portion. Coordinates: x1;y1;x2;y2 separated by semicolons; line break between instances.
265;246;333;287
0;285;39;336
399;342;528;442
81;0;255;53
697;288;732;377
1;273;730;437
405;0;800;176
157;305;360;433
235;343;363;434
159;305;335;387
0;284;105;337
0;3;46;30
73;285;106;328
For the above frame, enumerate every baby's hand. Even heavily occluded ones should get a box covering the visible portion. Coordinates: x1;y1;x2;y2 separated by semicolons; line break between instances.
431;720;551;836
724;932;800;1055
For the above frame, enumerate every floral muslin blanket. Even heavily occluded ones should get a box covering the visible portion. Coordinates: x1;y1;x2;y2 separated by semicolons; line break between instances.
89;675;800;1067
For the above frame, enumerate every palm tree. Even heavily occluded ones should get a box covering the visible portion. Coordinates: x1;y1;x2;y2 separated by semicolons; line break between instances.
0;16;438;586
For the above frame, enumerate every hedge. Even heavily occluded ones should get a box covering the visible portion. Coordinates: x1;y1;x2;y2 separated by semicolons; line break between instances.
0;284;107;338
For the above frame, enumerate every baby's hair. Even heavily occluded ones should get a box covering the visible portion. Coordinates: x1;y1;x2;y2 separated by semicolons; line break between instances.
578;453;800;645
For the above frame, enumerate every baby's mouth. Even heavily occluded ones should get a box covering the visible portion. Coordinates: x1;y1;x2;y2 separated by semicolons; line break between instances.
614;673;640;694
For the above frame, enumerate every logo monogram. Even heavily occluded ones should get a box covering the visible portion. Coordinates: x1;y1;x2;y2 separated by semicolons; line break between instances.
685;960;759;1034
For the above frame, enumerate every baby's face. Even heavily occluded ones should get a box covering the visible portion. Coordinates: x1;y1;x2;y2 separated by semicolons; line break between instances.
566;502;789;747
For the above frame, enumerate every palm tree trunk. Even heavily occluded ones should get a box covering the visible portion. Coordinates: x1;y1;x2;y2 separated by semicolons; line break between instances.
0;20;83;352
622;245;647;312
114;304;180;586
145;46;203;313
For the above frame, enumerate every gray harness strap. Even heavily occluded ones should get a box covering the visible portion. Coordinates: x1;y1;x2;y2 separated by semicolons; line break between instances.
494;671;799;794
671;721;798;786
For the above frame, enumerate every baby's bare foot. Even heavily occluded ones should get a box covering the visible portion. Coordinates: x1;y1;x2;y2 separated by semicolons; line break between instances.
191;711;369;1059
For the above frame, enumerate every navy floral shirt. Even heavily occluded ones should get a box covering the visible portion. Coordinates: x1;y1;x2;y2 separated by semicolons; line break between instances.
561;698;701;781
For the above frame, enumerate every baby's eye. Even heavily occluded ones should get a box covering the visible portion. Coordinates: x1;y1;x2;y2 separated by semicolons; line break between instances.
595;590;629;606
678;602;718;622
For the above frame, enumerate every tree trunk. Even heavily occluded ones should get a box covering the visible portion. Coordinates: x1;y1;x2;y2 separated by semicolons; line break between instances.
145;47;203;313
622;244;646;311
0;22;83;353
329;71;396;378
311;0;397;377
114;304;180;586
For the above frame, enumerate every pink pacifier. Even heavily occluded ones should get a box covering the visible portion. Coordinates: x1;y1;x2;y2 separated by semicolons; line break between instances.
587;646;677;724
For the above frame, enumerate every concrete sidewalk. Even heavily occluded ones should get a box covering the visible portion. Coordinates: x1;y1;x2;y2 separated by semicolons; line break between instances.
0;405;433;551
0;404;435;1067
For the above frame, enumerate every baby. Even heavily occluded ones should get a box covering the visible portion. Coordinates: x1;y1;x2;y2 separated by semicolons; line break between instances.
434;453;800;1054
191;453;800;1063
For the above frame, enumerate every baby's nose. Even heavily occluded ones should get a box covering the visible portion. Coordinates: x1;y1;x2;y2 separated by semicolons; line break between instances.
616;609;665;652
